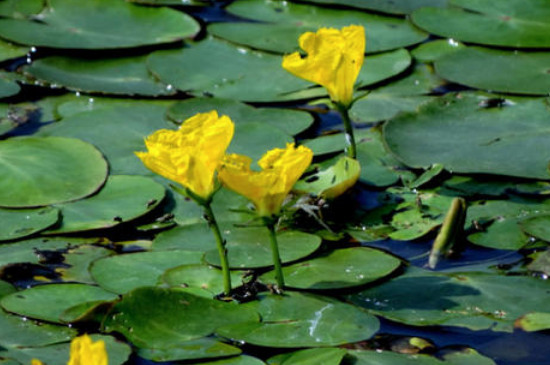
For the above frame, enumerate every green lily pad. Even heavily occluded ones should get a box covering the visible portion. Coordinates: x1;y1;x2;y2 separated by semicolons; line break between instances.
37;104;173;175
129;0;207;4
412;0;550;48
527;250;550;275
0;207;59;241
268;348;346;365
0;39;27;62
348;267;550;332
294;0;448;15
163;264;245;297
412;39;466;63
348;348;496;365
384;93;550;180
466;198;550;250
0;283;118;323
102;287;259;349
217;291;379;347
25;55;176;96
0;136;108;207
515;312;550;332
260;247;400;290
0;0;199;49
167;97;313;136
0;334;131;365
435;47;550;96
90;250;204;294
0;280;15;298
55;245;113;284
0;0;44;18
209;0;427;54
444;175;550;197
44;175;165;234
204;229;322;269
138;338;241;362
231;122;293;162
0;74;20;99
521;215;550;242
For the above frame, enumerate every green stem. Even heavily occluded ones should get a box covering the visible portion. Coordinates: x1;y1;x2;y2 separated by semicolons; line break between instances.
203;203;232;296
336;103;357;159
265;219;285;290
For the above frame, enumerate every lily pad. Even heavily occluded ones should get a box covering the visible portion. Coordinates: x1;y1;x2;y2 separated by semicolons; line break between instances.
412;0;550;48
348;348;496;365
0;0;44;18
103;287;259;349
138;338;241;362
162;264;245;297
0;283;118;323
515;312;550;332
44;175;165;234
25;55;176;96
348;267;550;332
0;136;108;207
209;0;427;53
217;291;379;347
37;104;173;175
167;97;313;136
0;74;20;99
204;229;322;269
0;0;199;49
55;245;113;284
90;250;204;294
0;39;27;62
260;247;400;290
384;93;550;179
268;348;346;365
435;47;550;95
0;207;59;241
196;356;266;365
412;39;466;63
294;0;448;15
520;215;550;242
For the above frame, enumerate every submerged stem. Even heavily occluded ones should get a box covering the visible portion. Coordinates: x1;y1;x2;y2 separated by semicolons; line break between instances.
203;203;232;296
264;219;285;290
335;103;357;159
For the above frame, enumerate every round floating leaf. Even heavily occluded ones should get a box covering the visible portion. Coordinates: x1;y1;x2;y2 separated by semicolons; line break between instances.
38;104;173;175
45;175;165;234
515;312;550;332
295;0;448;15
348;267;550;332
198;356;266;365
527;250;550;275
0;74;20;99
260;247;400;290
0;309;76;348
0;280;14;298
0;0;44;17
209;0;427;53
0;39;27;62
167;97;313;136
435;47;550;95
163;264;244;297
384;93;550;179
348;348;496;365
0;283;118;323
90;250;203;294
521;215;550;242
204;229;322;269
0;207;59;241
103;287;259;349
0;136;108;207
217;291;379;347
0;0;199;49
231;122;292;162
412;0;550;48
268;348;346;365
138;338;241;362
55;245;113;284
412;39;466;63
25;55;176;96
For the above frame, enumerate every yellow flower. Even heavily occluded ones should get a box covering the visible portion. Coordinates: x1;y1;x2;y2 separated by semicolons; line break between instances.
31;334;107;365
282;25;365;107
219;143;313;217
135;111;234;202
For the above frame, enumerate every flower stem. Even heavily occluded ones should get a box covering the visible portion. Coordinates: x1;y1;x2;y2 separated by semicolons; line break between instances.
203;203;232;296
336;103;357;159
264;219;285;290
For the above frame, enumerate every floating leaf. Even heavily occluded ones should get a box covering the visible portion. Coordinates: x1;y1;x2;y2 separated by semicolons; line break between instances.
0;137;108;207
0;39;27;62
1;283;118;323
268;348;346;365
0;0;199;49
348;348;496;364
209;0;427;53
138;338;241;362
25;55;176;96
217;291;379;347
294;0;449;15
521;215;550;242
0;207;59;241
384;93;550;179
45;175;165;234
412;0;550;48
515;312;550;332
55;245;113;284
260;247;400;290
435;47;550;95
90;250;203;294
411;39;466;63
294;157;361;198
103;287;259;348
0;73;20;99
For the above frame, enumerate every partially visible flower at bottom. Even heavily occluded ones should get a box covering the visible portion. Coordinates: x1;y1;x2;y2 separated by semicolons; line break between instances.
32;334;108;365
218;143;313;217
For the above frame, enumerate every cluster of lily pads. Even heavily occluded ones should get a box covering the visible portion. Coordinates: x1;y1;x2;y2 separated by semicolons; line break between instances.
0;0;550;364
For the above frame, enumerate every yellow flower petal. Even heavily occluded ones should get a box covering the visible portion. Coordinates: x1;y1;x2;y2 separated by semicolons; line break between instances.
135;110;234;201
31;360;44;365
67;334;107;365
219;143;313;217
282;25;365;107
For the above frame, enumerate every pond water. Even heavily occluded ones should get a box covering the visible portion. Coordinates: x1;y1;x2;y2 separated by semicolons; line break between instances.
0;0;550;364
